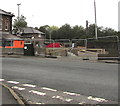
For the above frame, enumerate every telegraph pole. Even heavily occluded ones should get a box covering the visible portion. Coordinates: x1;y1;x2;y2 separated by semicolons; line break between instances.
17;3;21;20
94;0;98;39
86;20;89;37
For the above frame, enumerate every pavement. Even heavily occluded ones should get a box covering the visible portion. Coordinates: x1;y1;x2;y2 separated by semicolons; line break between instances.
1;54;119;64
0;84;19;105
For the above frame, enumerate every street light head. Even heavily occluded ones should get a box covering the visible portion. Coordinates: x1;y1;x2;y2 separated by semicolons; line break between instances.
17;3;21;6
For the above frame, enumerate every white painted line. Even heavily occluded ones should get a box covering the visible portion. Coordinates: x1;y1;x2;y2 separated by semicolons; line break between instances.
88;96;108;102
63;91;80;96
0;79;5;82
52;95;61;99
78;101;85;104
52;96;73;102
29;90;46;96
7;81;19;84
64;98;73;102
12;86;25;91
22;84;36;88
41;87;57;92
36;102;45;104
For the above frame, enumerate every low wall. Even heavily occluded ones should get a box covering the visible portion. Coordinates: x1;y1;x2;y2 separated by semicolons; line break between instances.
2;48;24;55
45;48;67;56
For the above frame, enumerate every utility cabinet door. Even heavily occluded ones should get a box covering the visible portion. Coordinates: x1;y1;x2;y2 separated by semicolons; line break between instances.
24;44;34;56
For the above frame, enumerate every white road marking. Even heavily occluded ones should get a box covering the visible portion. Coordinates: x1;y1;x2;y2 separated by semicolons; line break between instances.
88;96;108;102
41;87;57;92
7;81;19;84
78;101;85;104
12;86;25;91
52;95;65;100
52;96;73;102
22;84;36;88
0;79;5;81
36;102;45;104
65;98;73;102
29;90;46;96
63;91;80;96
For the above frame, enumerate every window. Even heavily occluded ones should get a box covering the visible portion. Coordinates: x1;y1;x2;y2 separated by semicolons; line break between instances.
0;40;2;46
21;41;23;45
38;35;41;38
5;20;9;30
0;25;2;31
0;19;2;30
5;41;13;46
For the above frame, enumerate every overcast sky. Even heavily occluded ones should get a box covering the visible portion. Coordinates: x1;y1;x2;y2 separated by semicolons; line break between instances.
0;0;119;31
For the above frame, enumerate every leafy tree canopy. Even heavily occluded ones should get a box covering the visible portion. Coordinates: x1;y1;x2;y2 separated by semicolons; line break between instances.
37;24;117;40
13;15;27;34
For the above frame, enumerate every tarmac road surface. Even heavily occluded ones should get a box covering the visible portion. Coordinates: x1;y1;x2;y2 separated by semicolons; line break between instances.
1;57;118;103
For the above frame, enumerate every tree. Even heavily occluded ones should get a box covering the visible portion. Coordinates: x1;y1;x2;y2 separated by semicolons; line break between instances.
57;24;72;39
118;31;120;37
39;24;118;40
87;24;117;38
39;25;59;39
13;15;27;34
50;26;59;31
34;27;39;30
101;27;117;36
49;26;59;39
88;24;95;37
39;25;50;39
72;25;85;39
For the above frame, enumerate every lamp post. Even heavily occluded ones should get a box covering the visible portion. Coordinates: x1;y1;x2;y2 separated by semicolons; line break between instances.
49;30;52;44
94;0;98;40
86;20;91;37
17;3;21;20
17;3;21;35
45;26;52;44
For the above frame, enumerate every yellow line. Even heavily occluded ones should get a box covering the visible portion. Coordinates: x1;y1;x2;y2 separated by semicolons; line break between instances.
0;83;25;106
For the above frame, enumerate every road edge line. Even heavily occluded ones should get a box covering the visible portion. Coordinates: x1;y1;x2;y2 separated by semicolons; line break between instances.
0;83;25;106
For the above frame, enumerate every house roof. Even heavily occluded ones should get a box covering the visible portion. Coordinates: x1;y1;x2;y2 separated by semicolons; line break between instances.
2;34;23;40
0;9;14;16
22;27;44;34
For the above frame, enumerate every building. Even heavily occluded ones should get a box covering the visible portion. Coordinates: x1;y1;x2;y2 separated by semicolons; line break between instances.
0;9;14;34
0;9;24;54
18;27;44;39
13;27;45;56
20;27;45;56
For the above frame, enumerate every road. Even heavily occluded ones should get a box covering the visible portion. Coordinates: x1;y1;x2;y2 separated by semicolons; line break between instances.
2;57;118;103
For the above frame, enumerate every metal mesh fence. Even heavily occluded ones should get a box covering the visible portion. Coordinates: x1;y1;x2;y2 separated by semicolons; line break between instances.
87;36;119;59
3;36;119;59
48;36;120;60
